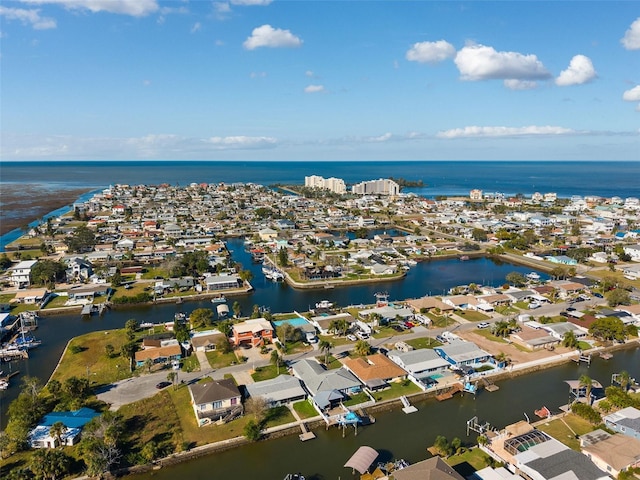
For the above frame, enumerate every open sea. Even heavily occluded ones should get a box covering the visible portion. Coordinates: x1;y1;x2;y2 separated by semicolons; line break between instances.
2;160;640;198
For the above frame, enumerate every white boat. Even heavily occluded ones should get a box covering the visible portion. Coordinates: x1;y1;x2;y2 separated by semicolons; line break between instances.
526;272;541;281
0;380;9;390
211;295;226;304
315;300;333;309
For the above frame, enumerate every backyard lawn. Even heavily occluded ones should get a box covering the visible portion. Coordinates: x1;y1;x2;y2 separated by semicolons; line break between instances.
250;364;281;382
446;447;493;478
293;400;319;419
473;329;510;344
372;380;421;402
406;337;442;350
204;350;237;369
456;310;489;322
536;414;596;451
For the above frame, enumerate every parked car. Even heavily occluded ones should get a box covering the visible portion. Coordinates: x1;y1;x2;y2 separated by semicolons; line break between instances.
155;381;171;389
560;311;569;317
346;334;357;342
566;307;576;312
593;293;603;298
355;331;370;340
404;321;415;329
391;325;404;332
477;322;490;329
528;302;541;309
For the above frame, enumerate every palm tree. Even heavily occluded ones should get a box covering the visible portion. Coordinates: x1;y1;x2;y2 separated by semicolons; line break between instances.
354;340;372;357
319;340;334;365
562;331;578;348
492;321;511;338
49;421;67;448
270;350;283;375
167;371;177;389
617;370;631;391
579;374;593;403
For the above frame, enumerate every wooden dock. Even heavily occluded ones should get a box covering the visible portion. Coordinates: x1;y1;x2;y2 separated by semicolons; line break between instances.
436;384;462;401
298;422;316;441
481;378;499;392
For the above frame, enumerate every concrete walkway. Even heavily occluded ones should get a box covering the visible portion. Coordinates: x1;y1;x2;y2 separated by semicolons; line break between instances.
195;350;212;370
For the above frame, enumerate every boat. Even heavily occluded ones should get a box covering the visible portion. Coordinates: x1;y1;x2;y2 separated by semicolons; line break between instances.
315;300;333;310
459;255;470;261
262;263;284;281
526;272;541;281
283;475;305;480
0;379;8;390
211;295;226;304
535;406;551;418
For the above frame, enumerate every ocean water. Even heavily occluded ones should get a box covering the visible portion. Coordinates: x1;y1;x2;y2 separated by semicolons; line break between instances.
2;160;639;198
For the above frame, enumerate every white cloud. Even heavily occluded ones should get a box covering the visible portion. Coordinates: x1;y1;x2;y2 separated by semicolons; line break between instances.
621;17;640;50
230;0;272;5
623;85;640;101
214;2;231;16
305;70;314;77
215;39;225;46
143;79;152;86
243;24;302;50
405;40;455;64
454;43;551;82
190;22;201;33
20;0;159;17
437;125;574;139
250;71;267;78
555;55;597;86
369;133;393;142
304;84;324;93
623;85;640;111
504;79;538;90
0;6;56;29
205;136;277;148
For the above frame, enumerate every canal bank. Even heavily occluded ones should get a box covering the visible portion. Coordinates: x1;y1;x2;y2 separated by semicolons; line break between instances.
126;346;640;480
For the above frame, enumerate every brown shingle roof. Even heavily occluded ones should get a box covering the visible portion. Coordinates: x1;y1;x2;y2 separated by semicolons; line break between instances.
343;354;407;382
189;378;240;405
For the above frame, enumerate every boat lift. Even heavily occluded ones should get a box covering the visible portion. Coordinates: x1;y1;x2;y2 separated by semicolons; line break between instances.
466;416;492;436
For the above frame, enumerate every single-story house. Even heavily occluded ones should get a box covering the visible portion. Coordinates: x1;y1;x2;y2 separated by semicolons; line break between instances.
291;359;362;411
541;322;587;341
391;456;464;480
29;407;99;448
442;295;478;311
232;318;274;347
580;429;640;478
190;330;226;352
406;296;454;313
342;353;407;390
434;340;492;368
357;305;414;323
135;340;182;367
244;374;307;408
11;288;48;304
604;407;640;439
509;325;561;351
308;312;356;335
387;348;450;389
188;378;243;425
205;274;241;291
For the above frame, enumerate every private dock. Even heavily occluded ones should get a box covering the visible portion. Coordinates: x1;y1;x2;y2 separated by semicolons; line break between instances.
0;349;28;361
572;353;592;365
481;378;499;392
298;422;316;441
400;395;418;414
436;383;462;401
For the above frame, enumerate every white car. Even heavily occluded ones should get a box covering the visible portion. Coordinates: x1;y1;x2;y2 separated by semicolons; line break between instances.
355;331;370;340
346;334;357;342
529;302;541;309
477;322;490;329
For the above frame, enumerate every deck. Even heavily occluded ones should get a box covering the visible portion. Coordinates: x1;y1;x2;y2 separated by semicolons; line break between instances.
435;383;462;401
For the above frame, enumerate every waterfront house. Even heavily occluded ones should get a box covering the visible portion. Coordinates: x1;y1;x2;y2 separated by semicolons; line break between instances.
541;322;587;341
205;274;242;291
604;407;640;439
442;295;478;311
391;456;464;480
29;407;98;448
135;339;182;367
387;348;450;389
291;358;362;411
244;374;307;408
508;429;609;480
9;260;38;288
434;340;492;368
309;312;356;336
188;378;243;425
580;429;640;477
406;296;454;314
231;318;274;347
342;353;407;391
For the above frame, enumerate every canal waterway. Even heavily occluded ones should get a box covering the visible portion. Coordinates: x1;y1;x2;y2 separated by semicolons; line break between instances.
133;347;640;480
0;244;548;427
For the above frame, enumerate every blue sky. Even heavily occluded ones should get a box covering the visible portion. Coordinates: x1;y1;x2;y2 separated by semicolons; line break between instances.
1;0;638;161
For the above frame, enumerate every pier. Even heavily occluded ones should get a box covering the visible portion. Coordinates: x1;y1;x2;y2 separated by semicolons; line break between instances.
400;395;417;414
435;383;462;401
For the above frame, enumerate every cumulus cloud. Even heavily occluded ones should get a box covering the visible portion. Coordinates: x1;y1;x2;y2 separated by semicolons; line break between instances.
437;125;574;139
405;40;456;64
190;22;201;33
555;55;597;86
305;70;315;77
621;17;640;50
623;85;640;111
454;43;551;82
504;79;538;90
0;6;56;29
304;84;324;93
20;0;159;17
243;24;302;50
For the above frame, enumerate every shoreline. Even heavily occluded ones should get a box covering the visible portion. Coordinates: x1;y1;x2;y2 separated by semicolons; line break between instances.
98;340;639;479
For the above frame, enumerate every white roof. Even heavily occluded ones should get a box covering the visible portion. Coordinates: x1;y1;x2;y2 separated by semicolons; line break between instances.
12;260;38;270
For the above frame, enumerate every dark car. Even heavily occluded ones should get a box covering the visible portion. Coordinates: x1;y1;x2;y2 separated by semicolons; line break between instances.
594;293;603;298
155;381;171;389
560;311;570;317
566;307;576;312
391;325;404;332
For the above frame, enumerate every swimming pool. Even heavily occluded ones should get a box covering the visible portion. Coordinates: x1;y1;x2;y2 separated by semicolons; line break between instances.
272;317;310;328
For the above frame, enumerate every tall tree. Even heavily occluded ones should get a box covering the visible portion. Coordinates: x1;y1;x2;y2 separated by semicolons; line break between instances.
49;421;67;449
30;448;71;480
319;339;334;365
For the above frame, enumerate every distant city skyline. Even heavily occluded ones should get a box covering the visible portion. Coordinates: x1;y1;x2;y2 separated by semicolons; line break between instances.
0;1;638;161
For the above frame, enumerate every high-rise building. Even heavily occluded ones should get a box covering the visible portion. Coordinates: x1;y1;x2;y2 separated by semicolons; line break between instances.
351;178;399;196
304;175;346;194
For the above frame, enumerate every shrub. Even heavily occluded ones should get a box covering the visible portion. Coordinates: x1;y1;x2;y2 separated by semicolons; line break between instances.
571;402;602;424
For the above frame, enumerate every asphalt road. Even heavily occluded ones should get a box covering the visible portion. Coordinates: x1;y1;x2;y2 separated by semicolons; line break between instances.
96;297;606;410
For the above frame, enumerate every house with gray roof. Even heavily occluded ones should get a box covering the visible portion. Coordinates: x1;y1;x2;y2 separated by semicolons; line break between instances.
188;378;242;425
512;431;609;480
245;374;307;408
290;359;362;410
541;322;587;341
387;348;450;389
434;340;492;368
604;407;640;439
